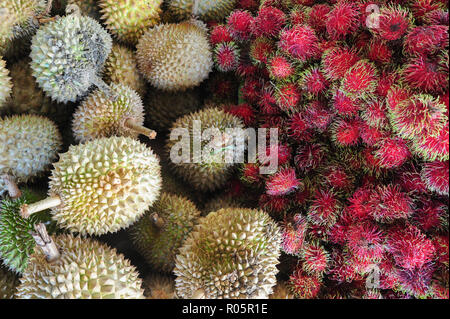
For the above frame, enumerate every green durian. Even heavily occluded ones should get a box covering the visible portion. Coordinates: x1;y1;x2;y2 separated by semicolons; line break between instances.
0;56;12;110
167;0;236;21
143;274;176;299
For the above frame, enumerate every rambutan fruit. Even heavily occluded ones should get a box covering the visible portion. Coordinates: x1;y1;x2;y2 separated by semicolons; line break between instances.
249;37;274;65
331;87;361;117
263;143;292;166
294;143;328;172
328;249;360;283
346;222;386;264
373;137;411;169
402;56;448;94
367;38;393;65
267;55;294;80
236;60;259;78
413;199;448;232
266;167;301;196
259;193;289;214
307;189;341;228
241;78;261;103
432;234;449;268
302;241;329;278
410;0;445;23
404;25;449;57
347;186;373;220
289;6;309;26
325;1;361;40
251;6;286;37
362;98;389;129
340;60;378;99
397;166;428;194
224;103;255;126
368;184;414;223
209;24;232;45
240;163;262;185
299;65;329;96
396;263;435;298
386;85;412;111
376;70;401;98
322;165;354;191
279;25;319;61
375;5;413;41
331;117;361;147
287;112;313;141
321;46;360;81
226;10;254;41
258;85;280;114
421;160;449;196
289;269;322;299
281;214;308;256
423;9;449;26
411;123;449;162
214;42;240;72
308;4;332;33
275;82;301;111
305;100;335;132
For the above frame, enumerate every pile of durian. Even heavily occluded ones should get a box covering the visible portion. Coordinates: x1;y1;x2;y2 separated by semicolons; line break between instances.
0;0;285;299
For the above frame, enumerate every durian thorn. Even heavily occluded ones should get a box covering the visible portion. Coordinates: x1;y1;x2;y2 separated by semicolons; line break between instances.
31;223;61;263
91;76;118;101
21;196;62;219
150;212;165;228
124;118;157;139
192;288;206;299
1;174;22;199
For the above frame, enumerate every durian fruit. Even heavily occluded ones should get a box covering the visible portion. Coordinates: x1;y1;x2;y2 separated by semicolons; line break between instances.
0;115;62;196
30;13;112;103
202;195;241;216
136;20;213;91
15;234;145;299
20;136;162;236
167;0;236;21
174;208;282;299
0;189;56;273
269;281;295;299
160;169;194;202
145;88;201;133
130;192;201;272
72;83;156;142
99;0;163;45
166;107;245;192
0;265;19;299
67;0;100;19
0;57;12;110
143;274;176;299
103;43;147;98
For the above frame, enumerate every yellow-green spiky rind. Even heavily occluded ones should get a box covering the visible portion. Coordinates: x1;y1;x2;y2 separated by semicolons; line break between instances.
145;88;201;132
136;20;213;91
0;265;19;299
72;83;145;142
167;0;236;21
99;0;163;45
0;57;12;109
0;115;62;196
0;190;56;273
48;136;162;235
166;107;244;192
15;234;145;299
270;281;295;299
174;208;282;299
103;44;146;98
143;274;176;299
130;192;201;272
30;14;112;103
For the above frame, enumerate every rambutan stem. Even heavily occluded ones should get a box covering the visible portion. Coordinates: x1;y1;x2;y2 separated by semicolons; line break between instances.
21;196;62;219
124;118;157;139
31;223;60;263
192;288;205;299
1;174;22;199
150;212;165;228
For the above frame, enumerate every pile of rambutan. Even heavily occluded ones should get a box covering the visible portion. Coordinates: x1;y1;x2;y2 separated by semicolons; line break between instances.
210;0;449;299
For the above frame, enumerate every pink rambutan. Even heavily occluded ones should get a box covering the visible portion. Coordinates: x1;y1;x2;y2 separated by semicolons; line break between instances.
308;189;341;227
300;66;329;96
347;187;374;220
236;60;259;78
413;199;448;232
210;25;233;45
432;234;449;268
240;78;261;103
404;25;449;57
258;85;280;114
308;4;332;33
332;88;361;117
368;184;414;223
402;56;448;94
264;143;292;166
373;137;411;169
321;46;360;81
410;0;445;22
251;6;286;37
375;5;413;41
224;103;255;126
259;193;289;214
279;25;319;61
267;55;294;80
362;98;389;129
305;100;334;132
397;166;428;194
289;269;322;299
249;37;274;65
396;263;435;298
281;215;308;256
367;39;393;65
289;7;309;26
331;117;361;147
340;60;378;98
302;241;330;277
423;9;449;26
421;160;449;196
376;70;401;97
214;42;240;72
294;143;328;172
386;85;412;111
322;165;354;191
275;82;301;111
287;112;313;142
227;10;254;41
411;122;449;162
325;1;361;40
328;249;360;283
346;222;386;264
266;167;301;196
240;163;262;184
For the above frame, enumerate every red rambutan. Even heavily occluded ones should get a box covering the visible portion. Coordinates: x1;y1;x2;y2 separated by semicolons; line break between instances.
279;25;319;61
300;66;329;96
410;0;445;22
404;25;449;57
267;55;294;80
289;269;322;299
332;88;361;117
396;263;435;298
214;42;240;72
421;160;449;196
240;78;261;103
375;5;413;41
289;7;309;26
249;37;275;65
373;137;411;169
224;103;255;126
251;6;286;37
281;215;308;256
347;187;374;220
275;82;301;111
413;199;448;232
308;189;341;227
368;184;414;223
411;122;449;162
302;241;330;277
322;165;354;191
346;222;386;264
210;25;233;45
287;112;313;141
321;46;360;81
308;4;332;33
397;166;428;194
240;162;262;184
259;193;289;214
432;234;449;268
367;38;393;65
266;167;301;196
340;60;378;98
325;1;361;40
305;100;334;132
362;98;389;129
376;70;401;97
331;117;361;147
423;9;449;26
258;85;280;114
294;143;328;172
402;56;448;94
227;10;254;41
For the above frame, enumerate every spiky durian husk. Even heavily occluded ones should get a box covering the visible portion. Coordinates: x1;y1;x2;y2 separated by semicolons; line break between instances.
202;195;241;216
166;107;244;192
145;88;201;133
99;0;163;45
0;115;62;196
269;281;295;299
30;14;112;103
72;83;145;142
143;274;176;299
48;136;161;235
0;265;19;299
160;169;194;202
0;190;56;273
130;192;201;272
167;0;236;21
15;234;145;299
103;44;146;98
136;20;213;91
174;208;282;299
0;57;12;109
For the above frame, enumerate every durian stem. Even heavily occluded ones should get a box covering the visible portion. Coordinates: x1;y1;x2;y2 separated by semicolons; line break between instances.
192;288;206;299
21;196;62;219
1;175;22;199
150;212;165;228
31;223;60;263
124;119;157;139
